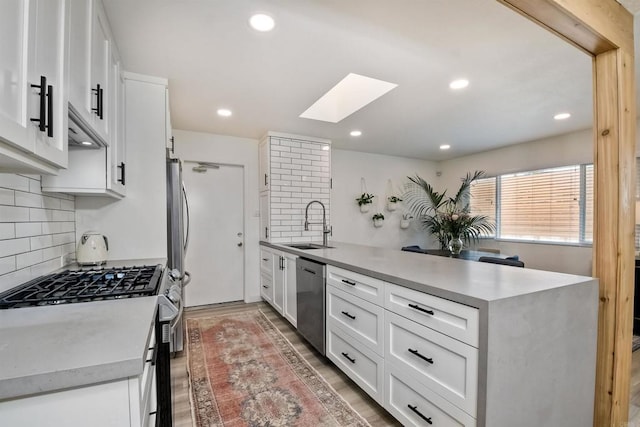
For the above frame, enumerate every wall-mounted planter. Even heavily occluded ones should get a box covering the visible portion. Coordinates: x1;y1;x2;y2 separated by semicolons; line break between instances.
356;192;375;213
400;219;411;229
360;204;371;213
372;213;385;228
387;201;398;212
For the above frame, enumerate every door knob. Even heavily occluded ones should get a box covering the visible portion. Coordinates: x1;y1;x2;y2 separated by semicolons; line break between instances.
237;242;243;247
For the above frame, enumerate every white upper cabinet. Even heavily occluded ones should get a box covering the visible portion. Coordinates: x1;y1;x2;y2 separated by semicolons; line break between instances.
90;1;110;142
67;0;111;146
107;46;125;196
0;0;68;174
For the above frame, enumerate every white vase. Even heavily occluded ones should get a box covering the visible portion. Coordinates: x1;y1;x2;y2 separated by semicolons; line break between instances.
387;201;397;212
400;219;410;229
373;219;384;228
360;204;370;213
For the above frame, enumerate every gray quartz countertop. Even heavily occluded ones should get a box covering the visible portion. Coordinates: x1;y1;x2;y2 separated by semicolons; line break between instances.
261;241;596;309
0;258;164;400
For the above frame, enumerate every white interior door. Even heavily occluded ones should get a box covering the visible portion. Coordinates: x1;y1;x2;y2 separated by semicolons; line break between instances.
183;163;244;306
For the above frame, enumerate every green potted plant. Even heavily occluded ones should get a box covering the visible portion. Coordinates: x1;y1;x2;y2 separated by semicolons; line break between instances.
356;193;375;213
403;171;495;253
372;212;385;227
387;195;402;212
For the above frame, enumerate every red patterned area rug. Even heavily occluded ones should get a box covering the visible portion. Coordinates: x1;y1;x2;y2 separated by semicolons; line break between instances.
186;309;371;427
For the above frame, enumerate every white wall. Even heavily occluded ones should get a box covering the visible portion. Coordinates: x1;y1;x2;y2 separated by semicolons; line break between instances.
75;76;168;261
172;129;261;303
439;128;594;275
331;149;438;249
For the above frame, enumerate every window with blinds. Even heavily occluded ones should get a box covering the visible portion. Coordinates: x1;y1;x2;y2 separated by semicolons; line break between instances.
468;164;593;244
469;177;497;236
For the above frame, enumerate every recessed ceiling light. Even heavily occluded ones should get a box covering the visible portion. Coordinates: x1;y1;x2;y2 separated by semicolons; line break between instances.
249;14;275;32
554;112;571;120
449;79;469;90
300;73;398;123
81;141;92;146
350;130;362;137
217;108;232;117
440;144;451;150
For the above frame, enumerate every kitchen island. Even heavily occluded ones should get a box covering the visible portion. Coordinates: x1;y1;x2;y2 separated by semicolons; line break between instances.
0;258;165;427
261;241;599;427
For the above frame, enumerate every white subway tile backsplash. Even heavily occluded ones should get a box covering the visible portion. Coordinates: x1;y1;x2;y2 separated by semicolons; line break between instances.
0;238;30;257
16;222;42;238
0;189;14;205
0;174;75;287
16;250;43;270
0;174;30;192
0;206;30;222
0;256;15;275
15;191;43;208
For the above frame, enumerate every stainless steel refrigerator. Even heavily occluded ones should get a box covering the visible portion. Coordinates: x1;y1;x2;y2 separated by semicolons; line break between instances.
166;157;190;352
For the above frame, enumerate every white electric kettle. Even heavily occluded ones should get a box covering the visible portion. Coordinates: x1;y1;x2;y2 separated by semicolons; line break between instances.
77;231;109;266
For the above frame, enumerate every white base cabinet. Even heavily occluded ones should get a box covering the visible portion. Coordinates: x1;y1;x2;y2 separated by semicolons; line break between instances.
260;246;298;327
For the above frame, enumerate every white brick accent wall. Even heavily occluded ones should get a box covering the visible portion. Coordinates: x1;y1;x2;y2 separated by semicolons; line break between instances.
0;174;76;293
267;137;331;244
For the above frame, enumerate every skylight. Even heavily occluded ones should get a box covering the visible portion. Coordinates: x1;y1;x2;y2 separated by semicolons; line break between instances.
299;73;398;123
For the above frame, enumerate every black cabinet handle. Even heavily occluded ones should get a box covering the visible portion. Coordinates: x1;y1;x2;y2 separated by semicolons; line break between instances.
46;84;53;137
341;311;356;320
265;227;269;239
30;75;46;132
262;258;269;262
262;284;269;288
407;404;432;424
264;173;268;186
92;84;103;119
341;352;355;364
117;162;126;185
408;303;434;315
408;348;433;364
341;279;356;286
280;256;284;270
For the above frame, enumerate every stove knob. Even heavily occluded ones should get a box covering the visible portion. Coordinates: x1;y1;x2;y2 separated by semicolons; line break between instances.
169;269;183;281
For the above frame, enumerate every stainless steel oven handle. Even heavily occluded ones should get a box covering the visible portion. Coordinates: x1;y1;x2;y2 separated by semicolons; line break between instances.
182;271;191;287
170;302;184;328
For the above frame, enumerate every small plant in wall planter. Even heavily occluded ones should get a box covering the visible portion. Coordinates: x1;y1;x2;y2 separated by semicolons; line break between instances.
372;213;385;228
387;196;403;212
356;193;375;213
400;213;413;229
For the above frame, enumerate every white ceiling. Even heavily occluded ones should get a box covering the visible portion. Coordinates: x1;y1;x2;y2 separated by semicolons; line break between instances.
102;0;622;161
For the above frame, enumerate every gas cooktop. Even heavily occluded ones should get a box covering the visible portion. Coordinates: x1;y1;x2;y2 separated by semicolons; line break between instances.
0;265;163;309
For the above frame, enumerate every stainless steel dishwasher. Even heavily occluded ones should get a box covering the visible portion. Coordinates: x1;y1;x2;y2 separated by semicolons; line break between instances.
296;257;326;355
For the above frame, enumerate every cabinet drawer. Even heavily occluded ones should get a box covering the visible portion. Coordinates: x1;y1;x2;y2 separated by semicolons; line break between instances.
327;284;384;355
386;311;478;416
385;362;476;427
385;283;479;347
326;265;384;306
260;272;273;303
260;249;274;276
326;324;384;404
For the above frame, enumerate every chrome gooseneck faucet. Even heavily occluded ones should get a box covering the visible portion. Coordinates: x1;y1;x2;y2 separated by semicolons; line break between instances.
304;200;330;247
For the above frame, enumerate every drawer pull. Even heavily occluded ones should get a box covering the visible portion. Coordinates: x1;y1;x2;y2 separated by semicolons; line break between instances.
341;279;356;286
407;404;433;424
263;285;269;288
341;311;356;320
408;348;434;364
408;303;434;315
341;352;356;364
262;258;269;261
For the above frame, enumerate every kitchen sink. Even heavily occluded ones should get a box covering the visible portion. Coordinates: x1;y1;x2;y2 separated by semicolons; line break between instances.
285;243;334;250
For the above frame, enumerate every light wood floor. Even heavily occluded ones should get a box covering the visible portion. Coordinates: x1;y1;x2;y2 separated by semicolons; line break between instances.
630;349;640;424
170;301;400;427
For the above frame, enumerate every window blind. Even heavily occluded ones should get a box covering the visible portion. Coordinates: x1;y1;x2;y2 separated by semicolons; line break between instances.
469;177;497;236
583;164;593;242
499;165;581;242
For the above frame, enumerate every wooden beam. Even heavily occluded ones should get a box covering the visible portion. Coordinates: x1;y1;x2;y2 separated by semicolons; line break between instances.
497;0;632;54
495;1;635;426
